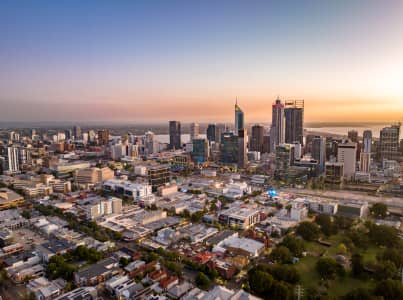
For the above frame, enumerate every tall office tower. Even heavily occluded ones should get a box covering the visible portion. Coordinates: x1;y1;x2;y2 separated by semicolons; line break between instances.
3;147;20;174
360;130;372;173
18;148;31;165
271;98;285;150
284;100;304;145
65;129;72;140
9;131;20;142
191;138;209;163
144;131;156;155
169;121;181;150
348;130;358;143
220;131;238;165
312;136;327;173
262;135;271;153
379;124;401;161
250;124;264;152
207;124;218;143
234;100;244;135
98;129;110;145
363;130;372;153
190;123;199;141
337;141;357;179
275;144;295;178
31;129;36;138
238;129;248;168
73;126;82;140
88;130;96;143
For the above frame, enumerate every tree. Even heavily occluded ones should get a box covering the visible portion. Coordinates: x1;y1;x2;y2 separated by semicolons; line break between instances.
270;280;293;300
270;246;293;264
316;257;344;280
248;269;273;297
334;216;354;230
351;253;364;277
269;264;300;284
374;279;403;300
343;288;374;300
337;243;347;254
195;272;211;290
370;203;388;218
280;235;306;257
119;257;130;267
315;214;337;236
296;221;320;241
378;248;403;269
21;210;31;219
368;224;399;248
375;260;398;280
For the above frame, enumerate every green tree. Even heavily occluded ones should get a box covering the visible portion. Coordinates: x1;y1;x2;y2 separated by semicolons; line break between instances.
374;279;403;300
316;257;345;280
270;246;293;264
375;260;398;280
368;224;399;248
270;280;292;300
248;269;273;297
343;288;375;300
351;253;364;277
315;214;337;236
279;235;306;257
296;221;320;241
378;248;403;269
370;203;388;218
195;272;211;290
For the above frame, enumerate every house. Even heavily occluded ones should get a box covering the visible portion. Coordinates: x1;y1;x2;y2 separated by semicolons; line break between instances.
53;287;97;300
74;257;120;286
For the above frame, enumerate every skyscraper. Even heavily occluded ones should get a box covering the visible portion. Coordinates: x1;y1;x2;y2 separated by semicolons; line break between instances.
250;124;265;152
73;126;82;140
238;129;248;168
220;131;238;165
348;130;358;143
3;147;19;174
98;129;110;145
337;141;357;179
169;121;181;150
207;124;220;143
190;123;199;141
379;124;401;161
234;100;244;135
284;100;304;145
312;136;326;173
271;98;285;150
191;138;209;163
144;131;156;155
360;130;372;173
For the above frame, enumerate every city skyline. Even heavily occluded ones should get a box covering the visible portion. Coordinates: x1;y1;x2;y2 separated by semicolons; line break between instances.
1;1;403;123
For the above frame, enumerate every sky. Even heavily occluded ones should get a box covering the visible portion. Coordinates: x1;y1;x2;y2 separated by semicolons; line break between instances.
0;0;403;123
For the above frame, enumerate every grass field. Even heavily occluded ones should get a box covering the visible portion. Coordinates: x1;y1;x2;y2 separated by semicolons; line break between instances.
294;233;379;297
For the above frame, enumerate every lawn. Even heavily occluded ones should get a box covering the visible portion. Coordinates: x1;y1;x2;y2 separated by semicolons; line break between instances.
295;233;377;297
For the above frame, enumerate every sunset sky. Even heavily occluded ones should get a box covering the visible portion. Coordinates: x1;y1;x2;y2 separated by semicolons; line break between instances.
0;0;403;123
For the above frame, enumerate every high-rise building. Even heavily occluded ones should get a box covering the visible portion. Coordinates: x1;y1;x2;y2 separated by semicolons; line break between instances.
337;141;357;178
311;136;326;173
250;124;264;152
207;124;220;143
348;130;358;143
98;129;110;145
238;129;248;168
379;124;401;161
64;129;72;140
360;130;372;173
190;123;199;141
234;100;244;135
148;165;170;191
262;135;271;153
220;131;238;165
3;147;20;174
169;121;181;150
144;131;156;155
191;138;209;163
275;144;295;178
271;98;285;150
284;100;304;145
73;126;82;140
363;130;372;153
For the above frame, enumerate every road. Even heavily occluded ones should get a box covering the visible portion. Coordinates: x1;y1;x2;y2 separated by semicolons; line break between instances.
281;187;403;213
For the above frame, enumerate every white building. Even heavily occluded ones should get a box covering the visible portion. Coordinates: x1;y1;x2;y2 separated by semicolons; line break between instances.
337;141;357;179
103;179;152;200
